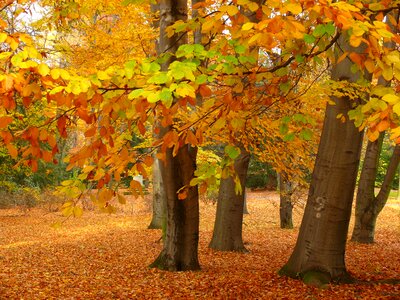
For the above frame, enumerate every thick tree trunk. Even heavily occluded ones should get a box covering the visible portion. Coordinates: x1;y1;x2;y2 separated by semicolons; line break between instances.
352;142;400;243
148;158;166;229
209;145;250;252
279;35;367;285
150;145;200;271
150;0;200;271
278;173;294;229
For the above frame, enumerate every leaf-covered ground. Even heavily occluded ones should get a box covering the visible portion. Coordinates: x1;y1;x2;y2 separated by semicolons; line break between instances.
0;191;399;299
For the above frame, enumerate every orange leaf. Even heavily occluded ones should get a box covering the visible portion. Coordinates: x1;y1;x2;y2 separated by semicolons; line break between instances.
376;120;390;132
199;85;212;97
0;116;12;128
6;144;18;159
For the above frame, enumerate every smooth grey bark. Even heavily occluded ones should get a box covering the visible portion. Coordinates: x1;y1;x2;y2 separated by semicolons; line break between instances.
351;139;400;243
149;0;200;271
280;35;368;285
148;158;167;229
209;145;250;252
278;173;294;229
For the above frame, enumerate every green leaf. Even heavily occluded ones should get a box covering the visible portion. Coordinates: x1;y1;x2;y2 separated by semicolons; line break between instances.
283;132;295;142
279;123;289;135
225;145;241;160
325;23;336;36
148;72;169;84
300;128;313;140
128;89;144;99
195;74;208;85
304;34;316;44
313;24;326;37
234;45;246;54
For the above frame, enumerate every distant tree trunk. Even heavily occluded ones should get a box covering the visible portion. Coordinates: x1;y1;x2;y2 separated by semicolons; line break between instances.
148;158;166;229
209;145;250;252
278;173;294;229
149;0;200;271
352;140;400;243
280;35;367;285
243;190;249;214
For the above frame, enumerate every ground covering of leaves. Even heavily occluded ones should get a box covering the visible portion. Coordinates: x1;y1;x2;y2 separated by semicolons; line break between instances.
0;191;399;299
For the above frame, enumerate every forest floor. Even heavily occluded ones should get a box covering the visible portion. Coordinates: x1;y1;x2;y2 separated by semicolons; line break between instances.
0;190;399;299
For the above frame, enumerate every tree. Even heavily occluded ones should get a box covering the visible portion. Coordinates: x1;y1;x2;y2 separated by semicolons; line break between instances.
278;172;294;229
351;11;400;244
352;136;400;243
148;157;167;229
149;0;200;271
209;144;250;252
280;34;369;285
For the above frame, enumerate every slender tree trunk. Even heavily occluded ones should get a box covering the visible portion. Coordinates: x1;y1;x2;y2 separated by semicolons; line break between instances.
148;158;167;229
150;0;200;271
209;145;250;252
278;173;294;229
352;142;400;243
279;35;367;285
243;190;249;214
351;11;399;244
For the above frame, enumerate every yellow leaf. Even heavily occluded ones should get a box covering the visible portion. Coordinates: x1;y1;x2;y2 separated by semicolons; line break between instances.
50;69;61;80
286;3;302;14
248;33;262;45
37;63;50;76
382;94;399;105
349;35;363;48
242;22;254;31
0;32;7;43
202;20;215;32
381;66;393;81
248;1;259;11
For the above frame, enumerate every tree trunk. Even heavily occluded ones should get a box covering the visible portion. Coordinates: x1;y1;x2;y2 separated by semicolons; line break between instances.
148;158;167;229
278;173;294;229
352;141;400;243
279;35;367;285
149;0;200;271
243;190;249;214
209;145;250;252
150;145;200;271
351;11;399;244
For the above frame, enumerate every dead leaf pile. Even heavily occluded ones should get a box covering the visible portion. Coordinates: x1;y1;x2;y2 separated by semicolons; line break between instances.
0;191;399;299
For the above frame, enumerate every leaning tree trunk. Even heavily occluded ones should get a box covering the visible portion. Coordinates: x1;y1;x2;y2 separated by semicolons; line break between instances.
352;141;400;243
279;35;368;285
278;173;294;229
148;158;167;229
209;145;250;252
149;0;200;271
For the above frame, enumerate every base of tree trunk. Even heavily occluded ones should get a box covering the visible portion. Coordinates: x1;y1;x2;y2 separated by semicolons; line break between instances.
209;239;249;253
279;265;355;287
147;222;162;230
149;250;201;272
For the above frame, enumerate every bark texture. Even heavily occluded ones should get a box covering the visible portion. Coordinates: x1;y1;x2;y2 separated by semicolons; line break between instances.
279;173;294;229
148;158;167;229
150;145;200;271
150;0;200;271
280;35;367;284
209;146;250;252
352;141;400;243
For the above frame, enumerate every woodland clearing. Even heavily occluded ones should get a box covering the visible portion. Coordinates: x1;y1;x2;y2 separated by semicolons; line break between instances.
0;190;399;299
